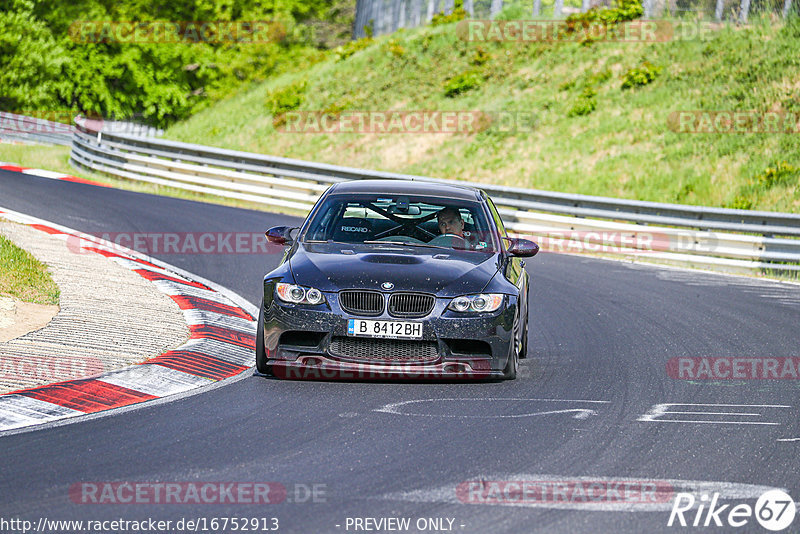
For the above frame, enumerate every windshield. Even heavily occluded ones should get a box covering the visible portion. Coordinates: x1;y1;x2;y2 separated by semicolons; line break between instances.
301;194;499;252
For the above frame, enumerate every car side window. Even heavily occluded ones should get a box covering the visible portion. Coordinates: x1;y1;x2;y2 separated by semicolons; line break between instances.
486;197;507;239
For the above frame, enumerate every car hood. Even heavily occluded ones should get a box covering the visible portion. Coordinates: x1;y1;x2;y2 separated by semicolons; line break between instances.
288;242;501;296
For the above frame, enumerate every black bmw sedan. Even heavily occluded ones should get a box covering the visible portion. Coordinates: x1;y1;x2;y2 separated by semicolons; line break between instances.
256;179;538;380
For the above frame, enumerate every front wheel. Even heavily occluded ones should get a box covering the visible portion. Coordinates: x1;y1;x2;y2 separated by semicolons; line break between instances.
519;294;529;360
502;315;519;380
255;304;269;374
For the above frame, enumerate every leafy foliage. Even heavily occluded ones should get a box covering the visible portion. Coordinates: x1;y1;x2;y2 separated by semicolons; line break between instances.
0;0;67;111
756;161;799;188
443;69;483;97
621;62;662;89
567;87;598;117
566;0;643;26
266;81;307;115
430;8;467;26
0;0;356;126
334;36;374;61
564;0;643;44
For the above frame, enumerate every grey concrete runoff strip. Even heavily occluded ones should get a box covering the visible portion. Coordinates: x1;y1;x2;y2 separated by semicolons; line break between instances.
0;220;189;394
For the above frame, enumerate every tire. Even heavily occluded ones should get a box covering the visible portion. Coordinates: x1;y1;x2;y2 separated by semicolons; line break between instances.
519;285;529;359
519;312;529;359
502;313;519;380
255;303;269;374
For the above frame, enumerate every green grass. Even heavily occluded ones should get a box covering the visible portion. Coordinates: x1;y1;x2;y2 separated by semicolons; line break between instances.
0;227;60;305
164;14;800;213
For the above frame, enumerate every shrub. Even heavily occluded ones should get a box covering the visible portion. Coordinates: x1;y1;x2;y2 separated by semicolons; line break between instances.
431;7;467;26
564;0;643;43
756;161;799;188
443;69;483;97
726;196;754;210
266;81;307;127
621;62;662;89
334;37;374;62
470;46;491;66
566;0;643;26
567;87;598;117
386;39;406;58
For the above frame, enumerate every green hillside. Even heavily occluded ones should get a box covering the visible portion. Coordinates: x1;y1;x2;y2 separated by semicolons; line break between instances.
166;12;800;212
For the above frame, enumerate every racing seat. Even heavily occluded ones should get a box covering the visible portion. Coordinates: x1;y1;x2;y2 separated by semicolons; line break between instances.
332;217;374;243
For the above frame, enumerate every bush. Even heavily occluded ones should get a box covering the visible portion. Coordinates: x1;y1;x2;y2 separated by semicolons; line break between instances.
443;69;483;97
386;39;406;58
621;62;662;89
431;8;467;26
266;81;307;115
756;161;799;188
334;37;374;62
0;0;67;111
0;0;353;127
566;0;643;26
470;47;491;66
567;87;598;117
726;196;754;210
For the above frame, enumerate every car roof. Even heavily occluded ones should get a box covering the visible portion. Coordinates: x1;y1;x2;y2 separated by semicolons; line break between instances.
327;179;483;201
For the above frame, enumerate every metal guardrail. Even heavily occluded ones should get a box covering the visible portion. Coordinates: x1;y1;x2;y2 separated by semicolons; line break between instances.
69;117;800;274
0;113;163;146
0;112;73;146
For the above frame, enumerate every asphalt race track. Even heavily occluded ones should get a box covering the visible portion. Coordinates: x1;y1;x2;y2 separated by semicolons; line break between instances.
1;168;799;533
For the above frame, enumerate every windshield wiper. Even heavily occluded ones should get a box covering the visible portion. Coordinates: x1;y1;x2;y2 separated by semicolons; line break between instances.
362;240;449;249
303;239;357;245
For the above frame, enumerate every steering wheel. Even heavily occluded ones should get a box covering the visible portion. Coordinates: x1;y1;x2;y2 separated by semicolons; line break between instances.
427;233;469;249
375;236;425;244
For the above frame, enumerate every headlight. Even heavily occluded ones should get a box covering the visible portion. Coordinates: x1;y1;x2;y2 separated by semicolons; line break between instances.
276;283;326;305
448;293;504;313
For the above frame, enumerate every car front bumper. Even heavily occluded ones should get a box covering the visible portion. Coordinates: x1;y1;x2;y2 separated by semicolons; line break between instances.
261;283;517;380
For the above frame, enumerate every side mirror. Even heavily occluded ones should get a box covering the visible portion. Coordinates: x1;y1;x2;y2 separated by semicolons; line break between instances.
266;226;297;246
507;238;539;257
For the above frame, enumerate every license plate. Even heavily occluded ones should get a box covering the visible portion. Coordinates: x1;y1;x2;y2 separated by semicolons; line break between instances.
347;319;422;339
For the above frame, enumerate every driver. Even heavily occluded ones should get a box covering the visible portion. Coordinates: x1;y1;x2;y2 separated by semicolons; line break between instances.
436;207;466;238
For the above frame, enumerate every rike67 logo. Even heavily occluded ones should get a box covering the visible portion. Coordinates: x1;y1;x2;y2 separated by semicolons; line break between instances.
668;490;796;531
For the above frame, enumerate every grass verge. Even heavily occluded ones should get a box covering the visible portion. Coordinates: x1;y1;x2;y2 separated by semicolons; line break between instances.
165;14;800;213
0;224;60;305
